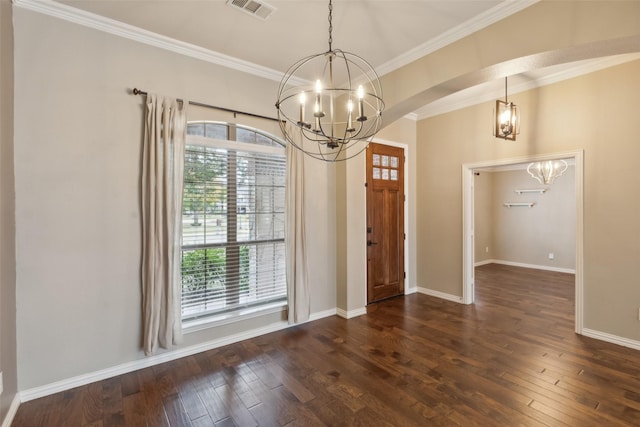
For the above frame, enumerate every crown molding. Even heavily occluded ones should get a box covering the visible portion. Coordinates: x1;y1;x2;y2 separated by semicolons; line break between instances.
12;0;287;83
414;53;640;121
375;0;540;77
14;0;538;85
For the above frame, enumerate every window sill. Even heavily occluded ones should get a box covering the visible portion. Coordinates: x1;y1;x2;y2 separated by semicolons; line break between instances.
182;301;288;334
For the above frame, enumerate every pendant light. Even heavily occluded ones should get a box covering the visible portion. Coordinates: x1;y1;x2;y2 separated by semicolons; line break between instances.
275;0;384;162
494;77;520;141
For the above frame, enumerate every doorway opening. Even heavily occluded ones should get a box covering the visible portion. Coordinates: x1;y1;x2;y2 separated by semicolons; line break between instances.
462;150;584;334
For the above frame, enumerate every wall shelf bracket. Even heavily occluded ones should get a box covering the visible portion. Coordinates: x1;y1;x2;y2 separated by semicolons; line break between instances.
503;202;535;208
514;188;547;195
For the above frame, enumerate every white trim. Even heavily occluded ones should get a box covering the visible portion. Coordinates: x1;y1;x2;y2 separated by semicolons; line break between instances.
13;0;536;83
187;135;285;156
375;0;539;76
475;259;575;274
582;329;640;352
309;308;338;322
15;0;639;122
462;164;475;304
1;394;20;427
414;54;640;120
404;286;418;295
19;308;339;402
182;302;287;334
21;319;283;402
415;287;464;304
12;0;291;84
462;150;585;333
336;307;367;319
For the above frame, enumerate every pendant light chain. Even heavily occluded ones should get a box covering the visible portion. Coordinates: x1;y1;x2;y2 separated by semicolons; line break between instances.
328;0;333;52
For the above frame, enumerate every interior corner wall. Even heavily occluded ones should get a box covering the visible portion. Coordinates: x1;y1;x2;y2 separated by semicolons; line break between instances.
417;59;640;342
0;0;18;421
12;8;336;391
491;168;575;270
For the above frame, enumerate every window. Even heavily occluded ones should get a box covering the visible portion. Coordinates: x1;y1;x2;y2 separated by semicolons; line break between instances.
181;122;286;322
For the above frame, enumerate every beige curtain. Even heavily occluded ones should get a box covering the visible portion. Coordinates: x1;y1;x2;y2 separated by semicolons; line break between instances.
285;141;310;323
141;94;187;355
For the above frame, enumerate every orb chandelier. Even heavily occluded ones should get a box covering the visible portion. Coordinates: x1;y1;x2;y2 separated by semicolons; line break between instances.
493;76;520;141
527;160;568;184
275;0;384;162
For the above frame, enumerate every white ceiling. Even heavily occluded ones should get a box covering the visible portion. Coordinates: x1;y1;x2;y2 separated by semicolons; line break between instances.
57;0;506;74
44;0;640;118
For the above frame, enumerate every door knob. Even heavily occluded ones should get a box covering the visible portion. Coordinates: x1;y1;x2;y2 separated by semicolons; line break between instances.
367;240;377;246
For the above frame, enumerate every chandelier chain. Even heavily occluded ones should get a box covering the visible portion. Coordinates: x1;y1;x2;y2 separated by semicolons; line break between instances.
328;0;333;51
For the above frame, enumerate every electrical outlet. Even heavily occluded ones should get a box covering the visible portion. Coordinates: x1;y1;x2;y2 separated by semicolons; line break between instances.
638;308;640;321
548;252;555;260
0;371;3;395
485;246;489;253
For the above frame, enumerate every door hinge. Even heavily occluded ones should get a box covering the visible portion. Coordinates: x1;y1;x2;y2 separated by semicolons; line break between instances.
364;182;368;187
403;272;406;279
404;233;406;240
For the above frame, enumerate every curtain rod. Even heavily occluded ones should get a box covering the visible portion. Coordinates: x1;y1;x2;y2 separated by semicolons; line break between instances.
131;88;280;123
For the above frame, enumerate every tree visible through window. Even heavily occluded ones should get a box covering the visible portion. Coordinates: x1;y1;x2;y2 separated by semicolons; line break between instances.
181;122;286;321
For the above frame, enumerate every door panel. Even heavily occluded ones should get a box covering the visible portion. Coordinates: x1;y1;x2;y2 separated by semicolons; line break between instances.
366;143;405;303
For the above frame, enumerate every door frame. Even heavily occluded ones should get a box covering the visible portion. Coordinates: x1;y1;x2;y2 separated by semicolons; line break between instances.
365;138;410;302
462;149;584;334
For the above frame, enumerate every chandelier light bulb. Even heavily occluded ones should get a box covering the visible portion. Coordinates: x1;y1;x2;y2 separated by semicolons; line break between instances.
298;92;306;125
347;99;355;132
314;80;324;118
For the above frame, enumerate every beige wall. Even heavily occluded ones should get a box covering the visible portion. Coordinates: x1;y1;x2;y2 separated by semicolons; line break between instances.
382;0;640;123
418;59;640;341
12;8;337;391
335;116;418;314
8;0;640;400
0;0;18;423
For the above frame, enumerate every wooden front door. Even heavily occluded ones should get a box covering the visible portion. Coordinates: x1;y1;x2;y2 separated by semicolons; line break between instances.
366;143;405;303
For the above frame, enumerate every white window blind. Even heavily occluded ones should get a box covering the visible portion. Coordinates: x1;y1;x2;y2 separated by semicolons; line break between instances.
182;122;286;321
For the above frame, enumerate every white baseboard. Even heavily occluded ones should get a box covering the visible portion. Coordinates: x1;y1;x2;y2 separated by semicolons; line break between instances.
476;259;575;274
582;328;640;351
20;307;341;403
1;393;20;427
336;307;367;319
404;286;418;295
416;287;464;303
309;308;338;322
21;316;284;402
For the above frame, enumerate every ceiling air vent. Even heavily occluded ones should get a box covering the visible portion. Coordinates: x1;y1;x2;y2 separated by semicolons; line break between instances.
227;0;276;20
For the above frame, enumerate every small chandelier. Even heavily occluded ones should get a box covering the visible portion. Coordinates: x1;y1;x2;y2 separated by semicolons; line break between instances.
494;77;520;141
275;0;384;162
527;160;568;184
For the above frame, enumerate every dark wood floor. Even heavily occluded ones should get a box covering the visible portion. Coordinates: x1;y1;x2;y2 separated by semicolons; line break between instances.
13;264;640;426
